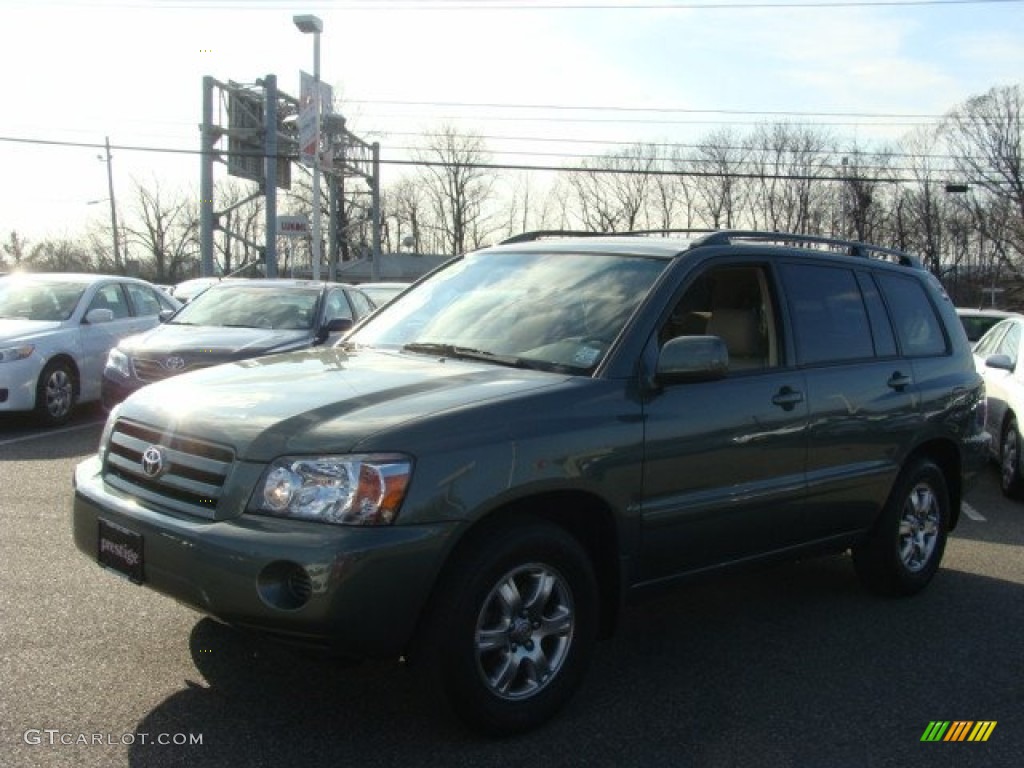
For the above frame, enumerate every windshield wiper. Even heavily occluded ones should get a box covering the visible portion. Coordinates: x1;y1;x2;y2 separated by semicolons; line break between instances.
402;342;530;369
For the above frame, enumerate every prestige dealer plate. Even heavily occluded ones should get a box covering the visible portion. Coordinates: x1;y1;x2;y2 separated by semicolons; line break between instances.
97;518;144;583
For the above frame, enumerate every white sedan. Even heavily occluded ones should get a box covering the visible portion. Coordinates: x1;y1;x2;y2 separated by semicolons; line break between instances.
0;273;180;425
973;314;1024;497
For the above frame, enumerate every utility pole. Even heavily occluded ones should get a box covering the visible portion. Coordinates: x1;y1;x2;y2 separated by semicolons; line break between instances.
103;136;121;272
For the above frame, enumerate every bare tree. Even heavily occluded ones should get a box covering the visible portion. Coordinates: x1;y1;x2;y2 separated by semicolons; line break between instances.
382;177;431;253
834;143;899;243
686;129;749;229
566;144;655;232
214;179;264;275
416;125;497;256
746;124;834;234
944;84;1024;258
2;231;29;271
26;238;94;273
124;180;198;282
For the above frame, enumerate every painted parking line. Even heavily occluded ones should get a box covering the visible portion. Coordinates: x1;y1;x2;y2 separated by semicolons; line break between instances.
961;503;987;522
0;420;104;448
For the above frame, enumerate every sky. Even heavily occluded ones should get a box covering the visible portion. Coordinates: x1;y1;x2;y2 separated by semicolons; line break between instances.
1;0;1022;246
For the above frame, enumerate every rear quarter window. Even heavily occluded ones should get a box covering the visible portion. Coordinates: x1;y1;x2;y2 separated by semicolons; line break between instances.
876;273;948;357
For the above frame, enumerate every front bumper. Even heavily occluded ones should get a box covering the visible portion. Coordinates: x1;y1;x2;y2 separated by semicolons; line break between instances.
100;372;143;410
72;456;456;658
0;355;43;413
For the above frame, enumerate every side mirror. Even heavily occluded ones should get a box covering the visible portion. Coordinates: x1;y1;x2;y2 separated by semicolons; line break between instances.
655;335;729;385
315;317;353;344
985;353;1015;372
84;308;115;325
158;309;176;323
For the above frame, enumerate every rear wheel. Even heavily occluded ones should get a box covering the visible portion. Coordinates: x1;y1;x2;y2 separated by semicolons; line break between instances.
852;459;949;596
34;359;76;427
999;418;1024;499
416;518;599;736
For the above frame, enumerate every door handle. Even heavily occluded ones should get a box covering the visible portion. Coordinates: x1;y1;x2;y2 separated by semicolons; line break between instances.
772;386;804;411
887;371;913;391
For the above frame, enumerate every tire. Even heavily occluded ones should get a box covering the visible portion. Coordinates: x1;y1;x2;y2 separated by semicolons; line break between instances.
999;418;1024;499
417;518;599;736
34;359;76;427
852;459;949;597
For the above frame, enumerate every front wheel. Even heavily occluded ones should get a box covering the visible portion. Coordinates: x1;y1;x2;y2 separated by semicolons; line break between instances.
999;418;1024;499
852;459;949;596
417;519;599;736
34;359;76;427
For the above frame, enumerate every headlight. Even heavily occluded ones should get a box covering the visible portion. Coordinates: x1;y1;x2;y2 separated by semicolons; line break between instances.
250;454;412;526
0;344;34;363
105;347;131;378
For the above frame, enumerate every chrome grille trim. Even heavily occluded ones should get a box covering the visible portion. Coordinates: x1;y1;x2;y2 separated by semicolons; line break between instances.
131;356;204;384
103;419;234;519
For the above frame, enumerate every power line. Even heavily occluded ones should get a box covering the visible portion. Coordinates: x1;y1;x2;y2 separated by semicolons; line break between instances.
135;0;1023;9
345;99;952;120
0;134;988;186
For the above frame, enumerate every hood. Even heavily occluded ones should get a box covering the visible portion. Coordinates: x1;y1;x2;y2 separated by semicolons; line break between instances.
0;318;64;342
119;324;311;362
115;346;566;460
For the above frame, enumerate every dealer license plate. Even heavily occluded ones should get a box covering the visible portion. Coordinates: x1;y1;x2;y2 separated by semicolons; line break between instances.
97;519;144;584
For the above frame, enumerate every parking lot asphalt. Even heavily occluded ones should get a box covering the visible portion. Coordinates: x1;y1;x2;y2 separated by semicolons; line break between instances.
1;417;1021;768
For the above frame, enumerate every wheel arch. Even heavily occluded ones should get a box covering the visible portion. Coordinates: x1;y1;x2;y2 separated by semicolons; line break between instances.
409;489;622;656
37;353;81;400
905;438;962;530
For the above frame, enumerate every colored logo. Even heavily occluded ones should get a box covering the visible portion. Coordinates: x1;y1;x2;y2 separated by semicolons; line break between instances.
921;721;997;742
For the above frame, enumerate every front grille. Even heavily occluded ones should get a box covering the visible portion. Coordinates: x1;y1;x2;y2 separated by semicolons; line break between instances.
131;355;208;384
103;419;234;519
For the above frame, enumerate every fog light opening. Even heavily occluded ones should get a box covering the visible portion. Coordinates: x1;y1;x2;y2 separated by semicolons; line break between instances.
257;561;313;611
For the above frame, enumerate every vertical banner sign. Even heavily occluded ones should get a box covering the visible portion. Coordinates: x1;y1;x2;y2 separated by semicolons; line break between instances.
298;71;334;167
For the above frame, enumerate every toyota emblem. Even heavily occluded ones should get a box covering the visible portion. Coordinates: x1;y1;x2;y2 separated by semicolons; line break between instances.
141;446;166;478
162;356;186;371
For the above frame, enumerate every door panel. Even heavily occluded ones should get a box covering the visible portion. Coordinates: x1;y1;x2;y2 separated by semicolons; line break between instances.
639;371;809;581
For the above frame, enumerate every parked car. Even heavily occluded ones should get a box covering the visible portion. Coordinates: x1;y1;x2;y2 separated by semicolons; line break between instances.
169;276;238;304
101;279;376;407
73;231;989;735
356;281;410;307
956;307;1019;345
0;273;180;425
972;314;1024;496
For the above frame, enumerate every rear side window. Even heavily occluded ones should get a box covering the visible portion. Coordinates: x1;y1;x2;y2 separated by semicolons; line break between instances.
780;263;874;365
124;283;163;317
876;273;948;357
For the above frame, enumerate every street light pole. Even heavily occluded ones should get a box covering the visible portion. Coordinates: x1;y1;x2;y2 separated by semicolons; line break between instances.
294;14;323;281
102;136;121;272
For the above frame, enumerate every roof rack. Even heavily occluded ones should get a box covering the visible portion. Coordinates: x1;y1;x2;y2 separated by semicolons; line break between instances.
499;228;715;245
499;228;922;268
499;230;610;245
692;230;922;267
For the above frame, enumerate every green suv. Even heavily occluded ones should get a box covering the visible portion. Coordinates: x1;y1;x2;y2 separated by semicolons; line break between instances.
73;231;990;735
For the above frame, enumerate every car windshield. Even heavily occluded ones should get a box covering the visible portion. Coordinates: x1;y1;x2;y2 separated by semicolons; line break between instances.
170;284;319;330
349;249;667;372
0;280;88;322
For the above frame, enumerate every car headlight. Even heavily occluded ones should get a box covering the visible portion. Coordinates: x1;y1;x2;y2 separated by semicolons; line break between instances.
250;454;412;526
105;347;131;378
0;344;34;363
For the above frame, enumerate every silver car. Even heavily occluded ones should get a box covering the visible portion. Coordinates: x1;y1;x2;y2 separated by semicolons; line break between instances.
0;273;180;425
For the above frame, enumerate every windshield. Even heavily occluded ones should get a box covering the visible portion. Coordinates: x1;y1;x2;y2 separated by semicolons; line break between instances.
349;249;667;372
171;284;320;330
0;280;88;322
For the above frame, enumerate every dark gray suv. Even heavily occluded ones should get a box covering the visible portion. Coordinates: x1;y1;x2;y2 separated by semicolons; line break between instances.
73;231;990;735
